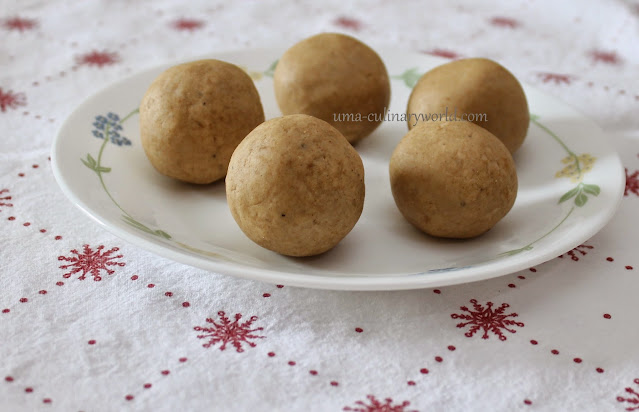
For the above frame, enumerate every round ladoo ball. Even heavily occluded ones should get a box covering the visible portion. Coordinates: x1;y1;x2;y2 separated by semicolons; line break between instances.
226;114;365;257
389;120;518;238
273;33;390;144
407;58;529;154
140;59;265;184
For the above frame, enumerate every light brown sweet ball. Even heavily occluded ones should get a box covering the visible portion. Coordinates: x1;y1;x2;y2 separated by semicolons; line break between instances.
140;59;265;184
407;58;529;154
389;120;518;239
273;33;390;144
226;114;365;257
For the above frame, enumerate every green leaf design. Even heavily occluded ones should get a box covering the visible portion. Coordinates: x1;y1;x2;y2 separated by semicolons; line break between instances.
501;250;520;256
393;68;422;89
81;153;98;171
529;113;540;121
582;184;600;196
501;245;533;256
575;192;588;207
122;215;153;231
558;183;598;207
155;230;172;240
96;166;111;173
559;186;580;203
263;59;278;77
81;159;94;170
121;215;171;239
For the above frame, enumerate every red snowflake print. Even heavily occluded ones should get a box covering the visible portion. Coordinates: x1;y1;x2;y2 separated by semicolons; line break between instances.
626;169;639;197
343;395;416;412
537;72;574;85
2;17;38;32
194;311;265;352
423;49;461;60
58;244;125;281
489;17;520;28
590;50;622;65
76;50;120;68
451;299;524;341
617;378;639;411
0;189;12;211
0;88;26;112
334;16;363;31
171;18;205;31
558;244;594;261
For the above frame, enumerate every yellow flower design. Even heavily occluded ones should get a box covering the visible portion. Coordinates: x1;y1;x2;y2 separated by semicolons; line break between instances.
555;153;596;182
238;65;263;81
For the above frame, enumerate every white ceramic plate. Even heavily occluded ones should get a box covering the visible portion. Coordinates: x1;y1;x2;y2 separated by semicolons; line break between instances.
52;48;625;290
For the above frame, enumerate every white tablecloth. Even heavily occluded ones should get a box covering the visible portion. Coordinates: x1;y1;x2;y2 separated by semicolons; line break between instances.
1;0;638;410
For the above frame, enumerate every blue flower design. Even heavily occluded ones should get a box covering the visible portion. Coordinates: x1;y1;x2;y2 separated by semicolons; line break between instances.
92;112;130;146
